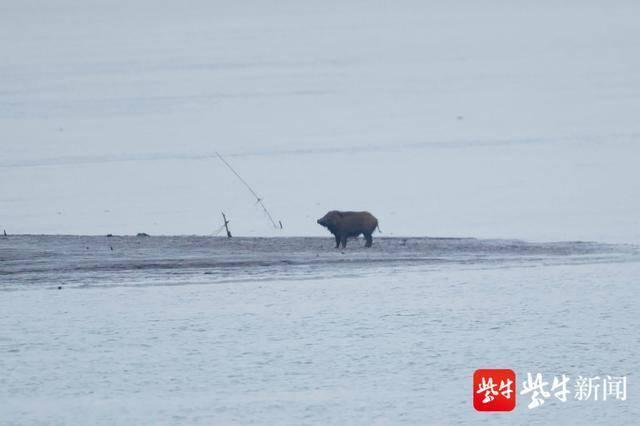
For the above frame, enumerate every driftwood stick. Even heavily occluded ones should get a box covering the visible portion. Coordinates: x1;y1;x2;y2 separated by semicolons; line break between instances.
221;212;232;238
216;152;280;229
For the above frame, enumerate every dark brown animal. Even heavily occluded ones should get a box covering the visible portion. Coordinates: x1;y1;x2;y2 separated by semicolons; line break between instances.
317;211;379;248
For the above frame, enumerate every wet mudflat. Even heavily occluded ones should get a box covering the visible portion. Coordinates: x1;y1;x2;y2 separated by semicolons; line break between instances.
1;235;634;289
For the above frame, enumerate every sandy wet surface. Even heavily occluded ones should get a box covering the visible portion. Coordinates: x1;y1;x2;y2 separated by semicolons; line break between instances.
1;235;633;289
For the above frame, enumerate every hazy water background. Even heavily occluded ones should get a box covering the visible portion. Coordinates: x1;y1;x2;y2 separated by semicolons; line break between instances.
2;0;640;243
1;235;639;424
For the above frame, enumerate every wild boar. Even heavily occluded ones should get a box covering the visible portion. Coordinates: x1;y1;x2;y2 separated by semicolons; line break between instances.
317;210;380;248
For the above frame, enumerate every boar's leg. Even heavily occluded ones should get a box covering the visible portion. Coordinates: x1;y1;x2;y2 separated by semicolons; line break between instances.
340;235;347;248
334;234;341;248
364;233;373;247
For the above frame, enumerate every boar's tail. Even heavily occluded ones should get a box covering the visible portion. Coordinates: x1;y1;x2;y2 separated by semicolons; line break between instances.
376;224;382;233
